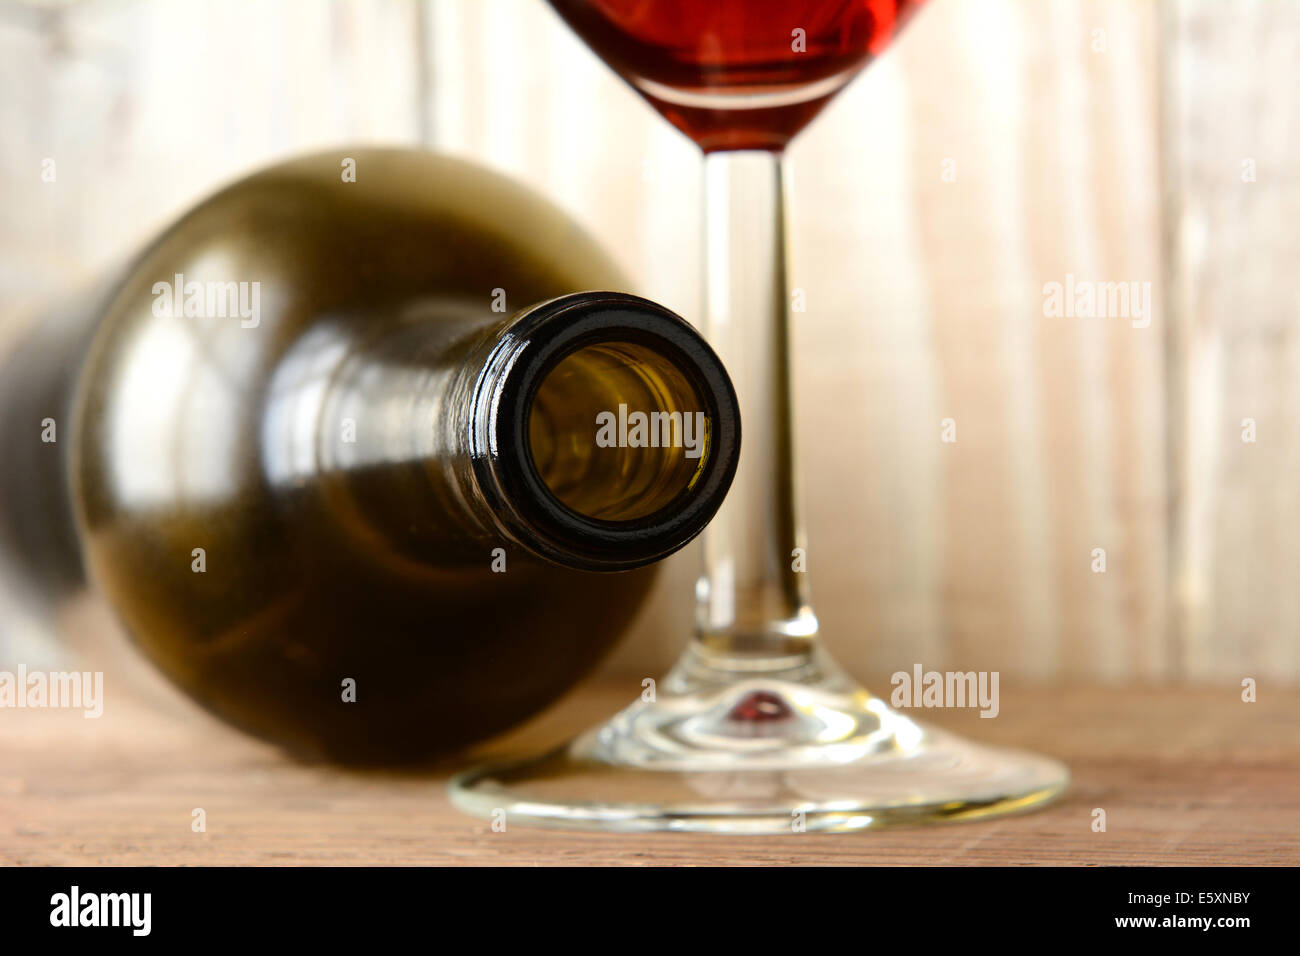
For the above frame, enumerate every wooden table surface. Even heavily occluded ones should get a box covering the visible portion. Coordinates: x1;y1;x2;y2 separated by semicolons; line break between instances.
2;672;1297;866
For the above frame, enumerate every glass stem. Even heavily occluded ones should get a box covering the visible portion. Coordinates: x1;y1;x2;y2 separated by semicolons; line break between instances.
691;149;818;677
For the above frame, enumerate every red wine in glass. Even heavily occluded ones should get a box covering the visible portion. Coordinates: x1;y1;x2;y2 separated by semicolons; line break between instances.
549;0;923;152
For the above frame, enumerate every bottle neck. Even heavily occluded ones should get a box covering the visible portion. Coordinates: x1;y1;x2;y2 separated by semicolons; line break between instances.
309;292;740;572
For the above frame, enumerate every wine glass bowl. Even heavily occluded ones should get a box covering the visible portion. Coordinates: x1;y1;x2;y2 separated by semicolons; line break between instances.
548;0;923;152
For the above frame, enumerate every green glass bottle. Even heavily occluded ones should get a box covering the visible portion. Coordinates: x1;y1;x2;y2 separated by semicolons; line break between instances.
7;149;740;764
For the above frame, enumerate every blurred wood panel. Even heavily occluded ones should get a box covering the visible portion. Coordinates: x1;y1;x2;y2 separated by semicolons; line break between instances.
1163;0;1300;683
0;0;423;309
872;0;1166;683
0;0;1293;685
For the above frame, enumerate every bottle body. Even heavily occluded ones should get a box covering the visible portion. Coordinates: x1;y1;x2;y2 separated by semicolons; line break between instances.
57;149;739;763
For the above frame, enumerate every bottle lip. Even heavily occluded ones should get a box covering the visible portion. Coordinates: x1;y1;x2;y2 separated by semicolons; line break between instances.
470;291;741;572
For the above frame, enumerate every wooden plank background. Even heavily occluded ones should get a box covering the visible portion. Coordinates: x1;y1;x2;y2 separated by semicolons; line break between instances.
0;0;1295;686
1162;0;1300;683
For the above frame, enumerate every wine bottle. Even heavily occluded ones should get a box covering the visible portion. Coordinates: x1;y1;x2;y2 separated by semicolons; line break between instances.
5;149;740;764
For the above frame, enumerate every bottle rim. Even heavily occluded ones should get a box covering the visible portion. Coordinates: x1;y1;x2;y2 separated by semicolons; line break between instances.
471;291;741;572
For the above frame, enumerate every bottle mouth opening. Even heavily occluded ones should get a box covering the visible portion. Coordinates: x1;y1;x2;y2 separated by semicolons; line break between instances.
528;340;710;522
476;292;740;572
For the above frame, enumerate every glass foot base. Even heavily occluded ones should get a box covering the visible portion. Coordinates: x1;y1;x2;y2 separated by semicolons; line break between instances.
449;651;1068;834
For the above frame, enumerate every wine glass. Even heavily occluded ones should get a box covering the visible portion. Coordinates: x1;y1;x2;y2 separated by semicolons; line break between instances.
450;0;1068;832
